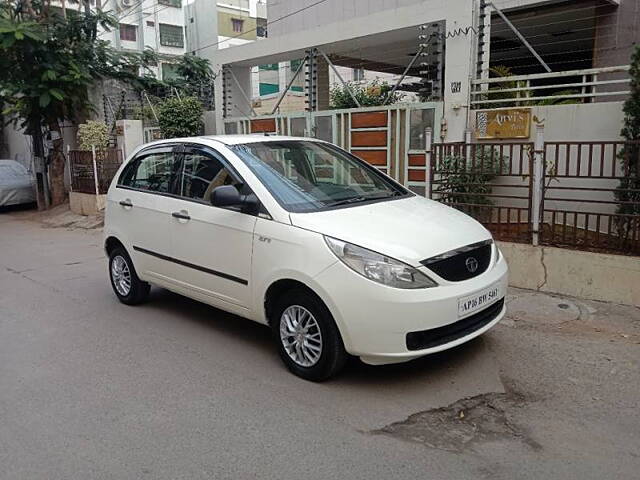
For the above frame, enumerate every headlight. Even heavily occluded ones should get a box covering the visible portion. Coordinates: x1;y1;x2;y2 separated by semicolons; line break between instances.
325;236;437;289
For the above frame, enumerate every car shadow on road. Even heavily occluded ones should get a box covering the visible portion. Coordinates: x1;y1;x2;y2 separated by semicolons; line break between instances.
147;287;492;387
0;202;37;214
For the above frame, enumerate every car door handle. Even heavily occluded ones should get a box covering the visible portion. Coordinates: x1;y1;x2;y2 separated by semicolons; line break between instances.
119;199;133;208
172;211;191;221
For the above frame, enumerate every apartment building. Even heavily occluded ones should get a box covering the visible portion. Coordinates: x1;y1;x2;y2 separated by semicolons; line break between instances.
208;0;635;140
100;0;188;80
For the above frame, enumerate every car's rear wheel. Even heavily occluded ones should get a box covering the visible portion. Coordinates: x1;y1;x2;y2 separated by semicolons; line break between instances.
108;247;150;305
272;288;347;381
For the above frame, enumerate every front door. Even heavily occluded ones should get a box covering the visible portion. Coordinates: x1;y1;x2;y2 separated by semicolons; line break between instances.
169;145;257;309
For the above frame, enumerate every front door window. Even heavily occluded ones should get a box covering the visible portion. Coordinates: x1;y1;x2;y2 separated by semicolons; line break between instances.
177;151;240;202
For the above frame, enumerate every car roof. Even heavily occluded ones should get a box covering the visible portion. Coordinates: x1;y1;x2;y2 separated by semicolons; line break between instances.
204;135;319;145
142;135;324;149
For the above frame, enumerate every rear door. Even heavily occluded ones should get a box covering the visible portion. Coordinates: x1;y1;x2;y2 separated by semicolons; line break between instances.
112;145;181;279
168;145;258;309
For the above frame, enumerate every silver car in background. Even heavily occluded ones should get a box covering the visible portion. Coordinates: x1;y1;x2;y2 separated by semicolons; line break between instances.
0;160;36;207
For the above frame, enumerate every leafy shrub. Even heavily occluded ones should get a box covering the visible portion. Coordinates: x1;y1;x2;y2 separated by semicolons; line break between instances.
435;146;507;222
157;96;204;138
615;46;640;244
330;80;402;109
77;120;110;151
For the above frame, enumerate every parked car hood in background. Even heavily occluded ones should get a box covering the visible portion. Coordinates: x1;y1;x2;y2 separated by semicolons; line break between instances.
289;195;492;266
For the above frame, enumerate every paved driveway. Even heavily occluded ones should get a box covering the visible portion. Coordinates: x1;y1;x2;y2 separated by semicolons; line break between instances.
1;211;638;479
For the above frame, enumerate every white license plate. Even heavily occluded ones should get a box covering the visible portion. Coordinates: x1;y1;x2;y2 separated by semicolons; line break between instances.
458;283;501;318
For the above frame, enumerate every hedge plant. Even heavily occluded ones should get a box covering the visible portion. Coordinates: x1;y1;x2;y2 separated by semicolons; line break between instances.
77;120;110;151
330;80;402;109
157;96;204;138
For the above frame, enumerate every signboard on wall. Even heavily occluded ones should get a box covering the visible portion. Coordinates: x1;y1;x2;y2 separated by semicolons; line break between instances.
475;108;531;139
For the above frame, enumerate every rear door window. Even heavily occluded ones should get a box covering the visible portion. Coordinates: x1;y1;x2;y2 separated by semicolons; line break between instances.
119;151;179;193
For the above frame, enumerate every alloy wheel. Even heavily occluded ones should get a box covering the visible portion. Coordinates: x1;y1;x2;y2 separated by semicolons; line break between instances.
111;255;132;297
279;305;323;367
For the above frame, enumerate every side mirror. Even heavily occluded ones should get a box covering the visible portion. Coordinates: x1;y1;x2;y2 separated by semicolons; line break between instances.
210;185;242;207
210;185;260;216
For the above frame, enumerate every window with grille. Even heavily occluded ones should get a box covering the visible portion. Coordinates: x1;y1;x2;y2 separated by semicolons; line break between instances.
231;18;244;33
119;24;137;42
159;0;182;7
159;24;184;48
257;18;267;37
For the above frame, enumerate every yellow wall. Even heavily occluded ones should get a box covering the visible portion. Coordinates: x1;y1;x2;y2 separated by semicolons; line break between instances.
217;11;257;40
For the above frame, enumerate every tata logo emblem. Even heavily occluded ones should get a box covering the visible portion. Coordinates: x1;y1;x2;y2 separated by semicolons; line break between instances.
465;257;479;273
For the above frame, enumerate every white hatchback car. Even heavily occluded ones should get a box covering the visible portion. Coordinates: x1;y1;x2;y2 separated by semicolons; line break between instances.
105;136;508;381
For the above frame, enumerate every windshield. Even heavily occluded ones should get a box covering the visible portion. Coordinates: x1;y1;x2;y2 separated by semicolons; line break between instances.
231;141;409;213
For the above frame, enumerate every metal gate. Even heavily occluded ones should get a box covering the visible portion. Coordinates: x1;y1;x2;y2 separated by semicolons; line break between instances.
429;142;534;244
223;102;442;186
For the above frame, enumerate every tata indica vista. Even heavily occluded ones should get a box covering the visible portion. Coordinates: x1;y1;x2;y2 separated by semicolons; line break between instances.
104;135;508;381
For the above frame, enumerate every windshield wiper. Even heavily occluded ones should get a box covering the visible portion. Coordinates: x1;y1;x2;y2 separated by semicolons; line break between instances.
325;191;402;208
325;196;368;207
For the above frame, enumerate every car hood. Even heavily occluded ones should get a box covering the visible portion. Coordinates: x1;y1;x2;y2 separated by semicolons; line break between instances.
289;195;492;266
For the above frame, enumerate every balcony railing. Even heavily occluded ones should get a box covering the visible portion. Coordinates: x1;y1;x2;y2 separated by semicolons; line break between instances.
471;65;630;108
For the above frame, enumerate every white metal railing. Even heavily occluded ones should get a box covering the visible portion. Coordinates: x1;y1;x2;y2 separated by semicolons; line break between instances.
471;65;630;108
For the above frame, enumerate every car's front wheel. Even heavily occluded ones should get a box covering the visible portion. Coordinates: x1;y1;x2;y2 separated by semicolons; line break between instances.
272;288;347;381
108;247;150;305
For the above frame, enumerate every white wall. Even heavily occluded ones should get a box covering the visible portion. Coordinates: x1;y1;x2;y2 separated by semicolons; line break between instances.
470;102;625;143
185;0;219;54
2;126;31;169
265;0;560;38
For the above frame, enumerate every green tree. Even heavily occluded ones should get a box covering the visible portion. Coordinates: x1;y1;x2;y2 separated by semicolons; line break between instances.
174;54;214;86
330;80;402;109
0;1;160;206
616;46;640;244
157;96;204;138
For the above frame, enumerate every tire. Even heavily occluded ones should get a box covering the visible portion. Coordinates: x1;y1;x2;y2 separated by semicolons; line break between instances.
272;288;347;381
108;246;150;305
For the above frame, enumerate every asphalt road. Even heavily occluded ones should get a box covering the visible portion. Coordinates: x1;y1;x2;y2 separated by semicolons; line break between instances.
1;210;639;479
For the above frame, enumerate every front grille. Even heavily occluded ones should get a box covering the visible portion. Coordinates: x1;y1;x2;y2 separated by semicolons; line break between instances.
406;298;504;351
421;240;492;281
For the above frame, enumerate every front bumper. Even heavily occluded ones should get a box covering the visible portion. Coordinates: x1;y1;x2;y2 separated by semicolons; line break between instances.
313;249;508;365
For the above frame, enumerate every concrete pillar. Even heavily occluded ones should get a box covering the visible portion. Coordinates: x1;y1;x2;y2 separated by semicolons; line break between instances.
116;120;143;159
203;110;217;135
226;64;254;119
442;0;475;142
214;63;253;134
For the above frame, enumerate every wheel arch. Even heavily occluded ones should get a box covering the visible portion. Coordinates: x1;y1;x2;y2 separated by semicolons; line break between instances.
104;235;126;257
262;277;353;351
